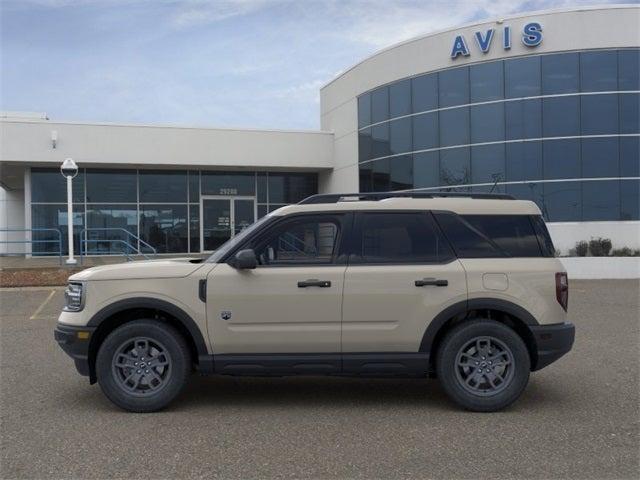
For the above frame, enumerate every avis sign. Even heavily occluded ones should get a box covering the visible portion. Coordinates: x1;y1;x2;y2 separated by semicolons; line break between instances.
450;22;543;59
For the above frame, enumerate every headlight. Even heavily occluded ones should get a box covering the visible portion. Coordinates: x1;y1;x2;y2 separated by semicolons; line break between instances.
63;282;85;312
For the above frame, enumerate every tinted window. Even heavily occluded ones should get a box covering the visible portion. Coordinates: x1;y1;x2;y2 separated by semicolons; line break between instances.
543;181;581;221
582;180;620;221
254;216;341;265
440;147;470;186
505;99;541;140
359;128;373;162
413;151;439;189
471;144;505;185
581;94;619;135
268;173;317;204
372;158;391;191
358;94;371;128
620;136;640;177
470;103;505;143
139;170;187;203
541;53;579;94
618;49;640;90
581;51;618;92
256;172;267;203
621;179;640;220
506;141;543;181
389;117;412;155
371;123;390;158
86;170;136;203
389;79;411;118
390;155;413;190
359;163;372;192
470;61;504;102
542;96;580;137
188;171;200;202
543;139;580;180
189;204;199;253
505;56;541;98
31;168;84;203
581;137;619;178
439;107;469;147
139;205;188;253
412;112;438;150
463;215;543;257
31;204;84;255
531;215;555;257
371;87;389;123
620;93;639;134
357;212;453;264
434;212;501;258
439;67;469;107
412;74;438;112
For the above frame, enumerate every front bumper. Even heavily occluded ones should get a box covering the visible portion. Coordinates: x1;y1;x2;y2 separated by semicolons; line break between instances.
530;322;575;371
54;324;96;378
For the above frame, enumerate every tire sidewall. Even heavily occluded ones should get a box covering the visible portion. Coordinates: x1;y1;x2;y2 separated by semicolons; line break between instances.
96;320;190;412
436;320;530;412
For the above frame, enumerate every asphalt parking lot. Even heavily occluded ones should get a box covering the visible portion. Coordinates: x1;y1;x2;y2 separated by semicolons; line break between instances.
1;280;638;479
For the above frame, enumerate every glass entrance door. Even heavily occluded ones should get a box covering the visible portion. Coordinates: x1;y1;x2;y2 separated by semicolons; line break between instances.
201;196;255;252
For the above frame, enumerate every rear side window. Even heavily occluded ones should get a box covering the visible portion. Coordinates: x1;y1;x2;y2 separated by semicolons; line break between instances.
434;213;546;258
531;215;556;257
355;212;454;264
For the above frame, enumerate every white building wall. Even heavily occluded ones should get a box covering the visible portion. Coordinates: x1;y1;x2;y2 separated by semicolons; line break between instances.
548;221;640;255
0;186;25;254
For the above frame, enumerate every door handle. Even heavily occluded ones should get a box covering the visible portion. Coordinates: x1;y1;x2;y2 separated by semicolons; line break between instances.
297;279;331;288
415;278;448;287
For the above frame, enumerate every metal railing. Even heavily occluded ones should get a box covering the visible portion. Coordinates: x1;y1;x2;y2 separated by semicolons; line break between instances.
79;228;157;263
0;228;63;264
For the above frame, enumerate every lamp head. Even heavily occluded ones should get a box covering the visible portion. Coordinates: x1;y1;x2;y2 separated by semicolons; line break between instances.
60;158;78;179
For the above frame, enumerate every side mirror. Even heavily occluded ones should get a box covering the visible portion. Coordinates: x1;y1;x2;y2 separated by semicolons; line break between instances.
231;249;257;270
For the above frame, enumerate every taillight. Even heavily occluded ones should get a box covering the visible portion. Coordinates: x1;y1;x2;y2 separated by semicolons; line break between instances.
555;272;569;311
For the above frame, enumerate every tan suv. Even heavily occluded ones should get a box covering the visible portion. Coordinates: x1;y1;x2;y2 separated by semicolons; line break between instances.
54;192;574;412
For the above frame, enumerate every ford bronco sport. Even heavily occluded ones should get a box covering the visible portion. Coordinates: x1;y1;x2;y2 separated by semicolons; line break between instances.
55;192;574;412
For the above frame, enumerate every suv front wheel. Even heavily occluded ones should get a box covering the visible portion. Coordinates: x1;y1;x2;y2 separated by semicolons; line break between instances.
436;319;530;412
96;320;191;412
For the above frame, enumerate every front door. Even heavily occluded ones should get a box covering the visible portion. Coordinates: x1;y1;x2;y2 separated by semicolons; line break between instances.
200;196;256;252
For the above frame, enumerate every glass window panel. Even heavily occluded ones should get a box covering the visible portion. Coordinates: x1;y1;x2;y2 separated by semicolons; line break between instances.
86;170;136;203
470;103;505;143
389;117;412;155
440;147;470;186
188;171;200;202
581;51;618;92
31;168;85;203
189;204;200;253
620;93;639;135
463;215;543;257
439;67;469;107
505;56;541;98
267;173;317;204
620;137;640;177
621;179;640;220
542;96;580;137
371;86;389;123
439;107;469;147
582;180;620;221
543;182;581;222
412;112;438;151
541;53;579;94
268;204;287;213
433;212;499;258
581;94;619;135
582;138;619;178
201;172;255;196
506;142;543;181
543;139;580;180
390;155;412;190
371;123;390;158
372;158;390;191
471;144;505;185
257;173;267;203
412;73;438;113
139;205;188;253
619;49;640;91
389;79;411;118
505;99;542;140
139;170;187;203
413;152;439;189
359;163;373;192
358;93;371;128
470;61;504;102
359;128;373;162
31;204;84;256
85;205;137;255
257;204;268;218
358;213;454;264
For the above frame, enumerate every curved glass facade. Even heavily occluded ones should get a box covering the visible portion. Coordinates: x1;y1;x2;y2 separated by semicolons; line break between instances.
357;49;640;222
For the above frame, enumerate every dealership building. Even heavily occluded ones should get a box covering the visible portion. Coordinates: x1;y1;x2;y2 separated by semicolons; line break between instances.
1;5;638;258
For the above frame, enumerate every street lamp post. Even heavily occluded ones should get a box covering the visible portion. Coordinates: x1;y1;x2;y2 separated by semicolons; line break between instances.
60;158;78;265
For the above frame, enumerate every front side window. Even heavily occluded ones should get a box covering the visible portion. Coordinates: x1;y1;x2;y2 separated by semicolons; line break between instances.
355;212;454;264
253;215;342;266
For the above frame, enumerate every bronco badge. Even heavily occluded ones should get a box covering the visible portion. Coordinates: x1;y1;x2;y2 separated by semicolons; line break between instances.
220;310;232;321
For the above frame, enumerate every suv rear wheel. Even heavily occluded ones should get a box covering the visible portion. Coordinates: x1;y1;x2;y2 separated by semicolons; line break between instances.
436;319;530;412
96;320;191;412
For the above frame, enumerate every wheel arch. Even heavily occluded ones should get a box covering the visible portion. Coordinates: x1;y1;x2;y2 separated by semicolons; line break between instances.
420;298;540;373
86;298;210;383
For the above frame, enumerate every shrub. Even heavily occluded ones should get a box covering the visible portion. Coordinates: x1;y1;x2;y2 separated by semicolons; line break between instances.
589;237;612;257
574;241;589;257
611;247;640;257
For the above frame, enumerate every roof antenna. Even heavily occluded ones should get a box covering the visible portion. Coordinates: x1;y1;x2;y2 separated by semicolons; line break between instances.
489;173;502;193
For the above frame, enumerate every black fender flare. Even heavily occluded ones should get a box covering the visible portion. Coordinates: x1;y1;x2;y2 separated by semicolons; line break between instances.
419;298;539;353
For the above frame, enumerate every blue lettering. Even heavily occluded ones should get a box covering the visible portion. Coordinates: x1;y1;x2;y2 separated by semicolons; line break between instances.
474;29;495;53
503;26;511;50
522;22;543;47
450;35;470;59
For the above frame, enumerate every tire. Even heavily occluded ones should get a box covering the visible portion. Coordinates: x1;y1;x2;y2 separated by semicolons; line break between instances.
436;319;530;412
96;320;191;412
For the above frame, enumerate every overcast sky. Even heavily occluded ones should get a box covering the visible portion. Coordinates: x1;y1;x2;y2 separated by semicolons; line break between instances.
0;0;627;130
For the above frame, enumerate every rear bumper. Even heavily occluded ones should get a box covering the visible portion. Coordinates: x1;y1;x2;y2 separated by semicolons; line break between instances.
54;324;96;378
530;322;575;371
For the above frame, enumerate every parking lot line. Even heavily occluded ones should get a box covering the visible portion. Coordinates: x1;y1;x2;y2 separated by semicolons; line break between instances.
29;289;57;320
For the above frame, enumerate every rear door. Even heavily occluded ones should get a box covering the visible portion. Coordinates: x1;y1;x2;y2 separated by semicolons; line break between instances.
341;211;467;353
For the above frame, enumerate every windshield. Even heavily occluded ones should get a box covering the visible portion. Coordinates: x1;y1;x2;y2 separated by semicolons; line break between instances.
206;214;272;263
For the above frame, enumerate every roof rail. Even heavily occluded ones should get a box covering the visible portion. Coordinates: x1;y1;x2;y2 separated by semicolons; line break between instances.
298;191;516;204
